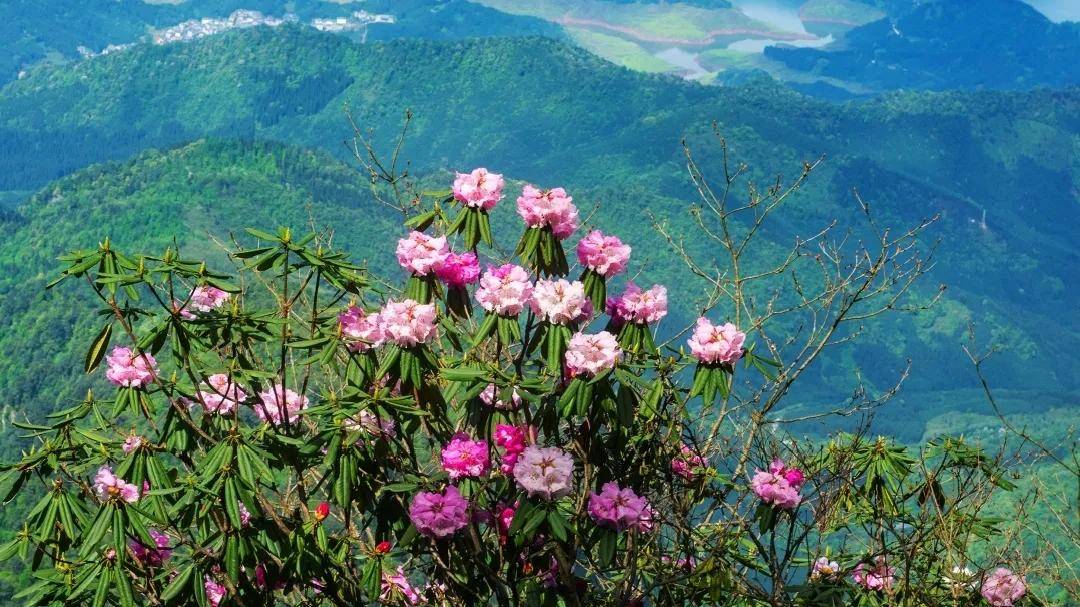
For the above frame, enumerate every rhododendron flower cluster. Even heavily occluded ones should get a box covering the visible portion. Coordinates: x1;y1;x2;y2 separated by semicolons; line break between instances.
750;459;805;509
980;568;1027;607
565;331;621;378
587;482;654;532
475;264;533;316
516;185;579;239
453;167;504;211
204;576;227;607
810;557;840;581
379;299;438;347
576;230;631;277
687;318;746;365
396;231;450;276
493;424;528;474
129;529;171;567
671;445;707;481
338;305;385;352
121;434;144;454
480;384;521;410
381;567;424;605
409;486;471;538
105;346;158;388
185;373;248;415
188;285;230;312
530;278;591;325
440;433;490;480
254;384;309;426
607;283;668;326
93;466;139;503
434;251;481;288
513;445;574;500
852;556;896;592
345;409;396;440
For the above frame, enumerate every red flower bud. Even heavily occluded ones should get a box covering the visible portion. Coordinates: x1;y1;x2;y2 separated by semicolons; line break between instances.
314;501;330;522
374;541;392;554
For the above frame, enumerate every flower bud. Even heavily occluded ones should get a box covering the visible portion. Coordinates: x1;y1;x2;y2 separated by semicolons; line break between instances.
314;501;330;522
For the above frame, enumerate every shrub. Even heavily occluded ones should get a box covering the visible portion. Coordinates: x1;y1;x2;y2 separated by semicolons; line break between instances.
0;152;1034;606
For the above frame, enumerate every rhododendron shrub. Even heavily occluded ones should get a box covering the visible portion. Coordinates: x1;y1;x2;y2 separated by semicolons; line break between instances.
0;155;1039;607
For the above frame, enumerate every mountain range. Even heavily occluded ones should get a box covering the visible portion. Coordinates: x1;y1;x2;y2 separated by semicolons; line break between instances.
0;26;1076;447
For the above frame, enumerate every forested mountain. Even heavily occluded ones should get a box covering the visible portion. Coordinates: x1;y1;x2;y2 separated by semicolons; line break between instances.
767;0;1080;91
0;27;1077;445
0;0;559;86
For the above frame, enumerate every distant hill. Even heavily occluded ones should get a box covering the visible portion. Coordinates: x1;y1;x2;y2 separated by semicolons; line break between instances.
767;0;1080;91
0;27;1077;443
0;0;560;86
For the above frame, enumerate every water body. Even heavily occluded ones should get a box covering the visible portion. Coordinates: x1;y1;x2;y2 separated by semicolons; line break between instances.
726;0;832;53
728;33;833;54
654;47;709;79
728;0;810;35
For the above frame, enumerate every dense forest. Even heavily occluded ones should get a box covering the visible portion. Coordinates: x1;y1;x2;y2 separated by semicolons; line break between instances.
0;28;1076;444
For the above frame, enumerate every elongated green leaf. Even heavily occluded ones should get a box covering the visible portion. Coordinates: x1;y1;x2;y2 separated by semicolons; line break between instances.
84;323;113;374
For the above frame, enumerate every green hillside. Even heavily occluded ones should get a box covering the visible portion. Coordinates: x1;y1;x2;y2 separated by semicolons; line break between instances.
0;27;1077;442
0;139;401;447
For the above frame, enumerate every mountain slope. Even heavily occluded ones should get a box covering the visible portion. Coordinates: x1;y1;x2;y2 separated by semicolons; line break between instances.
767;0;1080;91
0;28;1077;440
0;139;402;437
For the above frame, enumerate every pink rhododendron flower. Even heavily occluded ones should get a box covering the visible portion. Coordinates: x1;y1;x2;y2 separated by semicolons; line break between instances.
769;458;805;488
607;283;667;326
93;466;139;503
565;331;621;378
379;299;438;347
512;445;574;500
122;434;144;454
810;557;840;581
434;251;481;288
516;185;579;239
496;502;517;539
480;384;522;410
381;566;424;605
576;230;631;277
981;568;1027;607
494;424;528;474
129;529;171;567
238;501;252;527
345;409;396;441
530;279;592;325
475;264;533;316
587;482;653;532
852;556;895;592
440;433;491;480
453;168;504;211
671;445;706;481
171;300;196;320
687;318;746;365
338;305;385;352
396;231;450;276
409;485;470;538
254;384;309;426
105;346;158;388
185;373;248;415
188;285;230;312
751;459;804;509
204;576;227;607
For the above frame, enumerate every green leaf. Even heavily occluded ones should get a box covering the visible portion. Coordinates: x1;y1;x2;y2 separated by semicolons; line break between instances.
84;323;113;374
547;509;568;542
597;529;617;568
